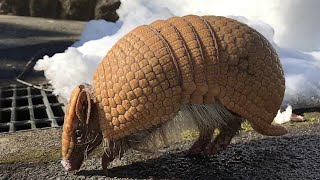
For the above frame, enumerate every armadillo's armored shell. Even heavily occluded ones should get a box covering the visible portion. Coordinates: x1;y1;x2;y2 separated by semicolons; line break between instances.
93;24;183;140
93;15;285;140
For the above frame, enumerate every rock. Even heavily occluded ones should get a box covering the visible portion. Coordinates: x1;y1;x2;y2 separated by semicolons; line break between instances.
0;0;121;22
0;0;30;16
59;0;96;21
0;0;10;14
94;0;120;22
11;0;30;16
29;0;61;18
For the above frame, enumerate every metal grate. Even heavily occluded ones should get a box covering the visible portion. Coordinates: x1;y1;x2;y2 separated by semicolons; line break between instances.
0;84;65;133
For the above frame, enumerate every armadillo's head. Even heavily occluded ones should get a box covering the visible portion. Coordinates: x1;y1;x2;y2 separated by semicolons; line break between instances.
61;84;103;171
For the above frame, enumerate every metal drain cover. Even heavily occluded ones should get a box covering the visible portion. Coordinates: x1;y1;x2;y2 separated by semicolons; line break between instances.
0;84;65;133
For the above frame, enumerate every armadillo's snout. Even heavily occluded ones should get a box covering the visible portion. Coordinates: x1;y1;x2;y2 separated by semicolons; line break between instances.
61;159;72;171
61;158;82;171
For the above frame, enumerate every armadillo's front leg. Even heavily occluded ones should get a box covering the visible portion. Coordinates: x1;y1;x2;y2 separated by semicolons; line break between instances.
101;139;128;175
204;117;242;155
101;152;115;175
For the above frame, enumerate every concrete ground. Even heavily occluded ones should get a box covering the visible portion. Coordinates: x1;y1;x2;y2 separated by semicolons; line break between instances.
0;15;85;86
1;121;320;179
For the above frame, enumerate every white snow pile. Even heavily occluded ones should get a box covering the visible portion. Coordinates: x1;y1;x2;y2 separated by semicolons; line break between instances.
35;0;320;113
273;105;293;124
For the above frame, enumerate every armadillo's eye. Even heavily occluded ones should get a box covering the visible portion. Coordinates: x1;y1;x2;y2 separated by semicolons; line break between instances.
75;129;83;141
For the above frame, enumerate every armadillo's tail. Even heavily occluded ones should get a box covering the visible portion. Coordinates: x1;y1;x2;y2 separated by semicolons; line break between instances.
249;121;288;136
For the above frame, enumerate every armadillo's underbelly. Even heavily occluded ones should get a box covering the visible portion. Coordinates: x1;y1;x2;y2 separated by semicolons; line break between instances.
93;15;285;140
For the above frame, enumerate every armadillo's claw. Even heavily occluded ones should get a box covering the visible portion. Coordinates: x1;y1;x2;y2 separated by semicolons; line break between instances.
204;127;240;156
187;142;207;155
187;136;211;155
101;152;115;176
102;168;109;176
204;137;230;155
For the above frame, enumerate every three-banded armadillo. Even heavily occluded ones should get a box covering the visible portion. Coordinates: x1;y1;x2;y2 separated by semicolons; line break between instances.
61;15;286;174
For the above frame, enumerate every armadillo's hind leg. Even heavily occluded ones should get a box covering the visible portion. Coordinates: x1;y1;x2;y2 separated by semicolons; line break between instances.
204;116;243;155
183;104;220;155
187;120;213;155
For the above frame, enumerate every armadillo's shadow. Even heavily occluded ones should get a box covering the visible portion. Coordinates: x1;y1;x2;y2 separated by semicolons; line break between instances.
77;134;320;179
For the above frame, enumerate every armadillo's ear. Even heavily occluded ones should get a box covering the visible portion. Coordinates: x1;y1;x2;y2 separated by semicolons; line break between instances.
75;84;92;124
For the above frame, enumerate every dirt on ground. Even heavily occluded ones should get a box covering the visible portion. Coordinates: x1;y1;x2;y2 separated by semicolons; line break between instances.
0;115;319;180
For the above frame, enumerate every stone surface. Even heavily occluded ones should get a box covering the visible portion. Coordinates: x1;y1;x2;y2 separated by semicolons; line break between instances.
0;0;30;16
0;0;120;21
29;0;61;18
59;0;96;21
95;0;120;22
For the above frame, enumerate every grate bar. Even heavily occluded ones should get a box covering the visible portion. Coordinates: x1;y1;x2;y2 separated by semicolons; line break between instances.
0;103;63;111
1;94;44;101
0;88;2;124
9;85;17;132
0;84;65;133
40;89;58;127
27;87;36;129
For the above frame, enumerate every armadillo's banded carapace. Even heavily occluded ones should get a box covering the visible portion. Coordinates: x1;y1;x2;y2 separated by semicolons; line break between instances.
93;15;286;140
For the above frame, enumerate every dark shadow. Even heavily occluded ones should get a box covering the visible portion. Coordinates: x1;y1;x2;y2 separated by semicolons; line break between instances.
76;170;106;176
0;40;74;82
78;134;320;179
0;22;77;39
0;40;74;61
293;107;320;115
0;67;21;79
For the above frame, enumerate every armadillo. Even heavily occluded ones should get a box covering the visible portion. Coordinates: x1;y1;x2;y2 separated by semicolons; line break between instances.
61;15;287;174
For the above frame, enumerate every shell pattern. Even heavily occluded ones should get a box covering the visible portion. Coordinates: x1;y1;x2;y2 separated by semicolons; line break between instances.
93;15;286;140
